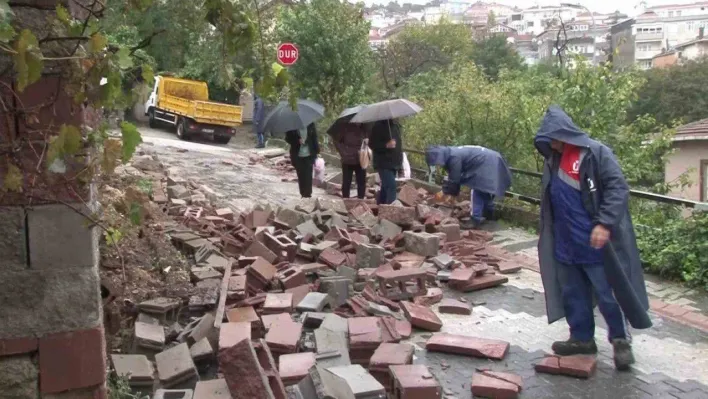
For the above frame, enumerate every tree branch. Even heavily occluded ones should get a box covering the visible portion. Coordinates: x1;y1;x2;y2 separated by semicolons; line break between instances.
129;29;167;55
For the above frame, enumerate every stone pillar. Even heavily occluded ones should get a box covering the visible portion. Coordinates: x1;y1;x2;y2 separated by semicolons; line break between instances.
0;1;106;398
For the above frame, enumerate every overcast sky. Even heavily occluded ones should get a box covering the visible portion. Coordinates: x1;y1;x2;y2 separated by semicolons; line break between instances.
360;0;682;16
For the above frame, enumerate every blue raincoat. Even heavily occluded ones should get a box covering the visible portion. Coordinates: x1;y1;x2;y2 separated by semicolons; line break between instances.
425;146;512;197
534;105;652;330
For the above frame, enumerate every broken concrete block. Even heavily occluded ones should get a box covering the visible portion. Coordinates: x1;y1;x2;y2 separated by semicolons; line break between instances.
425;333;509;360
138;297;181;315
314;329;351;368
263;293;293;314
296;292;331;312
316;198;348;215
439;223;461;242
378;205;417;227
438;298;472;315
187;314;216;345
398;184;420;207
135;321;166;351
167;185;191;200
111;354;154;387
285;285;312;309
320;314;349;335
373;219;403;241
400;301;442;332
390;365;442;399
319;277;351;307
319;247;347;268
155;343;199;388
403;232;439;257
311;241;338;257
190;338;214;363
325;364;387;398
279;352;317;386
277;208;309;228
296;220;324;240
190;267;222;283
337;265;358;281
215;208;235;220
432;254;454;269
153;389;194;399
355;244;386;269
194;379;230;399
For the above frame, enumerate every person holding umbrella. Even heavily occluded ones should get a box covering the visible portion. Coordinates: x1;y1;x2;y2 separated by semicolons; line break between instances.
285;123;320;198
351;99;422;205
261;99;326;198
328;105;369;199
369;119;403;204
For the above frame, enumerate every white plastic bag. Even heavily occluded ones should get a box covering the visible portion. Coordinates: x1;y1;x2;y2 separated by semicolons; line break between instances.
313;156;326;186
401;152;411;180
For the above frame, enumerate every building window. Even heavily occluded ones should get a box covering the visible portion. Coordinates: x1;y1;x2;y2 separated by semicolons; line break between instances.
669;11;674;17
637;43;657;51
676;11;682;16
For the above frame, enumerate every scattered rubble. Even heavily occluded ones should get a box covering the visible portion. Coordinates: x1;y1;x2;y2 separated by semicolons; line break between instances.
106;152;534;398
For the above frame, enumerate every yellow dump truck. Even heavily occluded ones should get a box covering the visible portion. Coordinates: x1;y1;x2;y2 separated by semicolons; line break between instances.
144;76;243;144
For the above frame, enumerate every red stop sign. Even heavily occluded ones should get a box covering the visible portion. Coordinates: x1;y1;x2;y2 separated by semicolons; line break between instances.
277;43;299;66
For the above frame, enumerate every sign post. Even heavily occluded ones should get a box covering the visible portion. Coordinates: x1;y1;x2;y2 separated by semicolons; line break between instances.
277;43;299;66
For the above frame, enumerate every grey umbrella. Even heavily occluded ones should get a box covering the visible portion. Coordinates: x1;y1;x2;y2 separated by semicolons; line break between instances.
262;99;325;137
349;99;421;124
326;104;368;136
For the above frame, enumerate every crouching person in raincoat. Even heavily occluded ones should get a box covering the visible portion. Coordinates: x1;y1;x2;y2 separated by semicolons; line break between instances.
425;145;512;229
534;105;652;371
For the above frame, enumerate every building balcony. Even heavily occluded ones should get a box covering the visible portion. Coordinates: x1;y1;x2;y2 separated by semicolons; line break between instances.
635;49;662;60
636;32;664;41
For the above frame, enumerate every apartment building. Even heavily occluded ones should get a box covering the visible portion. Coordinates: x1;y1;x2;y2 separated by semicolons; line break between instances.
633;1;708;69
536;21;610;66
517;4;583;36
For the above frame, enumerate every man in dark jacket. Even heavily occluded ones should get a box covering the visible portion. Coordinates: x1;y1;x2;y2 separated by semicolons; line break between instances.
535;106;651;371
334;122;369;199
426;145;512;229
285;123;320;198
253;95;266;148
369;119;403;204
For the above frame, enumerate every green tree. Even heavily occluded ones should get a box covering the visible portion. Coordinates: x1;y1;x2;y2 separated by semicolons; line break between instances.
278;0;373;112
629;57;708;126
376;19;474;93
471;35;525;80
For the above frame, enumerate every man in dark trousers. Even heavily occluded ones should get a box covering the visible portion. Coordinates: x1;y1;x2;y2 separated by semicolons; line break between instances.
425;145;511;229
534;105;652;371
253;94;265;148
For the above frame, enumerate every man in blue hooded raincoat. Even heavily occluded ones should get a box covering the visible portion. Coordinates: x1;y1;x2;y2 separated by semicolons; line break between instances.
535;105;652;371
425;145;512;229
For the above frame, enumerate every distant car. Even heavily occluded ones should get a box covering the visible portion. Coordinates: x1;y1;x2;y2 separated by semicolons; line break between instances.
145;76;243;144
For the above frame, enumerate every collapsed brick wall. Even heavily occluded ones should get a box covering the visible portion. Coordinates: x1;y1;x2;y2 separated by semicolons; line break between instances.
0;1;106;398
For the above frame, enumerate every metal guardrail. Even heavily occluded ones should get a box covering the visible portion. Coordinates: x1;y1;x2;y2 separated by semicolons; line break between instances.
403;147;707;210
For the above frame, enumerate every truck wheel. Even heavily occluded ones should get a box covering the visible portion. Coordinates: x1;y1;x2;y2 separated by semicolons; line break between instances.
214;136;231;145
148;109;156;128
176;120;190;141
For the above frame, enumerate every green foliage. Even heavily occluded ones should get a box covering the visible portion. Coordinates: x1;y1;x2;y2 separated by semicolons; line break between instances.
120;121;142;163
629;57;708;126
277;0;373;112
637;210;708;290
107;371;148;399
129;202;142;225
377;19;473;93
471;35;525;80
47;125;83;169
104;228;123;246
13;29;43;92
2;161;23;192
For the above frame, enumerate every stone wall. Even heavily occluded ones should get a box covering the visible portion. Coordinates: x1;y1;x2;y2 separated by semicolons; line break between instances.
0;1;106;398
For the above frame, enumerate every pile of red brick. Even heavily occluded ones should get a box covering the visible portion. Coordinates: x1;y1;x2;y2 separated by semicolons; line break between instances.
111;179;567;398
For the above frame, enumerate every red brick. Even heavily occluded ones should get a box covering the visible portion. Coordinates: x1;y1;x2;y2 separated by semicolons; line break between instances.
400;301;443;332
390;365;442;399
39;327;107;393
244;241;278;264
261;313;292;331
456;273;509;292
471;371;522;399
226;306;260;324
496;260;522;274
448;268;475;290
398;184;420;207
649;298;668;311
425;333;509;360
378;205;417;227
661;304;690;318
278;266;306;289
265;319;302;354
319;247;347;268
559;355;597;378
478;370;523;389
262;293;293;314
414;288;444;307
0;337;38;357
379;317;403;343
279;352;316;386
534;356;561;374
219;322;252;351
219;338;274;399
349;317;383;349
438;298;472;315
680;312;708;331
395;319;412;339
370;343;414;369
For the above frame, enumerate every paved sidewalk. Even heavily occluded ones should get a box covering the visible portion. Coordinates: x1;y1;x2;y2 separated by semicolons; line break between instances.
410;224;708;398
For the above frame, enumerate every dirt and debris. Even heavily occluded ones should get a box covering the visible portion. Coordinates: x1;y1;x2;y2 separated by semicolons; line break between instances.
103;149;587;399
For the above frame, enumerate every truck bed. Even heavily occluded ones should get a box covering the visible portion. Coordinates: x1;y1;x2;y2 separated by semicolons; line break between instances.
159;94;243;127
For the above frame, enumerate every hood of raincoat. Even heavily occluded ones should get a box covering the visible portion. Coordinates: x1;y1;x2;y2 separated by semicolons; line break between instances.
425;146;451;166
425;145;512;197
534;105;595;158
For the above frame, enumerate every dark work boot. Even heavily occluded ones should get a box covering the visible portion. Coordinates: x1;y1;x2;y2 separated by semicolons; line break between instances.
460;218;484;230
551;338;598;356
612;338;635;371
